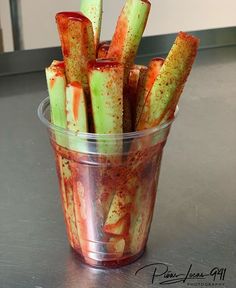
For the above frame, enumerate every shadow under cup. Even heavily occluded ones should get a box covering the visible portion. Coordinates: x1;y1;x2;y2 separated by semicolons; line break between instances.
38;97;176;268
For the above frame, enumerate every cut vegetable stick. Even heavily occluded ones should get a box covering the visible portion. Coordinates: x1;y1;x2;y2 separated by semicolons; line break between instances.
127;146;163;254
135;58;164;127
97;41;110;58
104;211;131;236
128;65;147;97
55;156;80;249
98;182;116;220
80;0;103;50
45;61;67;131
123;96;132;133
107;0;151;81
66;82;88;152
73;177;97;254
64;79;93;256
129;154;161;254
46;62;83;250
56;12;96;92
107;237;126;257
128;65;148;129
103;173;137;236
88;60;124;251
54;140;82;250
66;82;88;133
144;58;165;96
69;146;108;260
161;84;184;123
107;0;151;131
129;67;141;96
88;59;123;134
137;32;199;130
88;59;124;153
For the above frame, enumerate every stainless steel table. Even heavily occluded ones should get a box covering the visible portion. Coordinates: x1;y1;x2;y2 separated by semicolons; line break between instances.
0;46;236;288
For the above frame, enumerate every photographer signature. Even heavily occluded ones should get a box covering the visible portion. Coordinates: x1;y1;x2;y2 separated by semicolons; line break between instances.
135;263;226;285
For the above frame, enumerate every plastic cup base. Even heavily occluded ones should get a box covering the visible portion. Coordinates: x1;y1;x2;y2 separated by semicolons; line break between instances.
70;246;146;269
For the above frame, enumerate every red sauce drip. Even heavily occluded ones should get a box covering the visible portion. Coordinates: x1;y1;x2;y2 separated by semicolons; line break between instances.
50;78;55;90
73;92;80;121
68;82;82;121
88;59;121;70
70;81;82;89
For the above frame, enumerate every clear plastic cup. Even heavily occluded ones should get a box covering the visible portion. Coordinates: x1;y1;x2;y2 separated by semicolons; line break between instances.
38;97;176;268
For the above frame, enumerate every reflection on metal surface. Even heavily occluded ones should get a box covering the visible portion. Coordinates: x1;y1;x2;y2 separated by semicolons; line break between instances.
9;0;24;50
0;26;236;76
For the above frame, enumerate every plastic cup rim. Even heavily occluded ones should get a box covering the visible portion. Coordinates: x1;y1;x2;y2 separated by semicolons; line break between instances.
37;97;179;140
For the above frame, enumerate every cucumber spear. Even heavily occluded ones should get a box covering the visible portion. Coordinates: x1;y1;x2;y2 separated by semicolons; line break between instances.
66;82;88;151
128;65;147;97
137;32;199;130
80;0;103;50
45;61;67;131
107;0;151;131
66;82;88;133
46;61;81;249
128;65;148;129
56;12;96;93
88;59;126;255
88;59;124;153
107;0;151;81
135;58;164;127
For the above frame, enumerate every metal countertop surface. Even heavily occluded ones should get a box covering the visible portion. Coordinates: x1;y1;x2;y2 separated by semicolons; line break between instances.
0;46;236;288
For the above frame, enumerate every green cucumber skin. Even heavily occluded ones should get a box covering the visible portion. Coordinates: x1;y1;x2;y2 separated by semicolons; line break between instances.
137;33;199;130
89;70;123;134
66;84;88;133
135;59;163;128
80;0;103;49
89;65;123;154
66;84;88;152
45;65;68;148
46;68;67;129
108;0;151;76
56;15;96;93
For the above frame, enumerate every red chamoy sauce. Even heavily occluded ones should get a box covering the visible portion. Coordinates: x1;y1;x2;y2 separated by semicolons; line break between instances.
56;11;91;23
88;59;122;71
56;12;91;58
68;81;82;121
